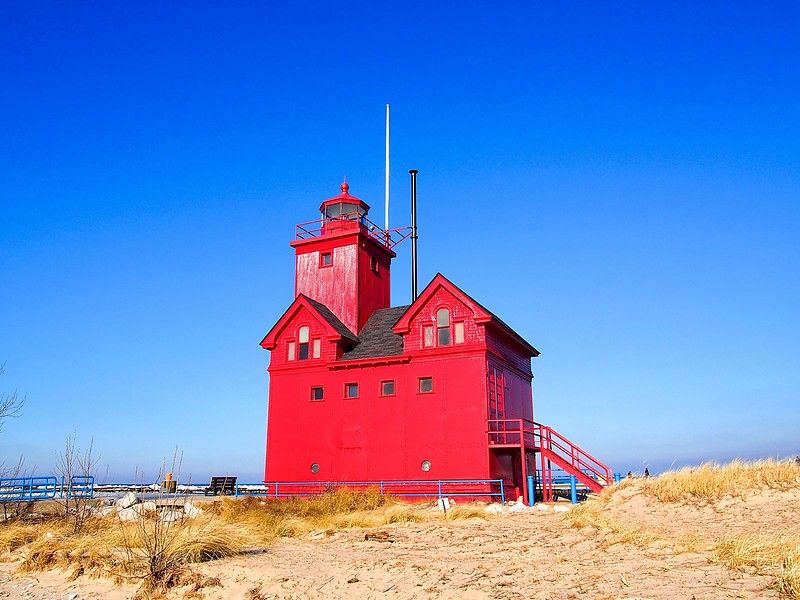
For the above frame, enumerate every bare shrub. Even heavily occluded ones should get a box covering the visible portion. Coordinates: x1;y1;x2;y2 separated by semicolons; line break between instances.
54;433;99;534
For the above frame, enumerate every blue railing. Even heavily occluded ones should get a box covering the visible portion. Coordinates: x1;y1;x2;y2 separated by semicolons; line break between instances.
0;476;94;503
0;476;58;502
250;479;506;504
63;475;94;499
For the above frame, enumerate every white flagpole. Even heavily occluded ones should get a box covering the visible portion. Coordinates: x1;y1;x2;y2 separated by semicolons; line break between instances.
385;103;390;231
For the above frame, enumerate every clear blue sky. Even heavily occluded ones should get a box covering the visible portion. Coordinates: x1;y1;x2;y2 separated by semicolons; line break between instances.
2;2;798;482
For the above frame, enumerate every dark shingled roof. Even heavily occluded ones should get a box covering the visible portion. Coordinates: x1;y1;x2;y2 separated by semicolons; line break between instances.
339;305;410;361
302;295;360;344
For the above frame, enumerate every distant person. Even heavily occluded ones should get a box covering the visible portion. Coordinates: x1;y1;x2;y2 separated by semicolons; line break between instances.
644;468;650;478
627;471;633;478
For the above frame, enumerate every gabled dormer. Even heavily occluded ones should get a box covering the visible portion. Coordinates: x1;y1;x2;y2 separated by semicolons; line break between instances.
260;294;359;370
393;274;539;369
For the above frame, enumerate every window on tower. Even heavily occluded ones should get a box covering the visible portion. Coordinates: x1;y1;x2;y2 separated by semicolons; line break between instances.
298;326;310;360
370;256;379;273
437;308;451;345
321;252;332;267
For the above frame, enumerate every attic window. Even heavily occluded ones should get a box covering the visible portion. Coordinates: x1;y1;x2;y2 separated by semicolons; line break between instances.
287;341;296;361
454;321;465;344
423;325;434;347
321;252;332;267
298;326;310;360
437;308;451;345
312;338;321;359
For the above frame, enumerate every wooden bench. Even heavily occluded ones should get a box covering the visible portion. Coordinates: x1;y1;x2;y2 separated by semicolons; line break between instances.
205;476;237;496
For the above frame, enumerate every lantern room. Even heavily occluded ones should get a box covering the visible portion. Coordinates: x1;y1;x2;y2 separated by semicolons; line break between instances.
318;181;370;233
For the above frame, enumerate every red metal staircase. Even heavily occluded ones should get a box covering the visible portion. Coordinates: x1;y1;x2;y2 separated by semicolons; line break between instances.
488;419;612;499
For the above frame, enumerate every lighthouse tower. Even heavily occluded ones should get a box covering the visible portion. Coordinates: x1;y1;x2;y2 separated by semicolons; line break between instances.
291;181;395;335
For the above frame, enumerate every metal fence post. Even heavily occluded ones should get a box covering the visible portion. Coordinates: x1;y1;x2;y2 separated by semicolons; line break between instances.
500;480;505;505
527;475;535;506
569;475;577;504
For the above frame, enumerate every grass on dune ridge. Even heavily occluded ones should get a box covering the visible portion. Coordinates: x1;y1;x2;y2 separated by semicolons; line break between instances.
641;458;800;503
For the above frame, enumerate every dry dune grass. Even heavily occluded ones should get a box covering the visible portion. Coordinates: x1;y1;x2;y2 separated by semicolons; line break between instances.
3;489;485;598
207;488;485;542
566;459;800;598
642;458;800;503
9;512;247;598
714;529;800;598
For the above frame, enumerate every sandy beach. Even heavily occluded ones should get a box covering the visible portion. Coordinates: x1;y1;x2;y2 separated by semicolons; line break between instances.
1;477;797;600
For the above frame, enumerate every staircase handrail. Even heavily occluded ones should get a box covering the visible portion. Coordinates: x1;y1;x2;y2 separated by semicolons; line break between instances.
532;422;612;483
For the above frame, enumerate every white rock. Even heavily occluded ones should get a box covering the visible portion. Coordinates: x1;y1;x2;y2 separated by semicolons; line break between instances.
116;507;140;522
140;501;157;512
116;504;150;522
115;491;138;509
536;503;550;511
484;503;504;514
508;502;530;513
160;510;184;523
553;505;570;513
183;501;202;518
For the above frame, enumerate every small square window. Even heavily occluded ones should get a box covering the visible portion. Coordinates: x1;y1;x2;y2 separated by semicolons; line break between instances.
321;252;333;267
312;338;321;358
370;256;379;273
423;325;434;347
310;386;324;401
345;382;359;398
419;377;433;393
454;321;465;344
287;341;296;361
380;380;395;396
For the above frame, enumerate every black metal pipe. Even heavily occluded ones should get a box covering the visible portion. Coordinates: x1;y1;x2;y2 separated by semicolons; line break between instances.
409;169;419;302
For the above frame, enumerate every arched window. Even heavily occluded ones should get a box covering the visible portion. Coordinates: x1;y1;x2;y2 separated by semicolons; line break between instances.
437;308;451;345
298;326;310;360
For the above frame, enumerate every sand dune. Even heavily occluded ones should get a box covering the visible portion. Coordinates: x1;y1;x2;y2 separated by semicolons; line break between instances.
1;479;796;599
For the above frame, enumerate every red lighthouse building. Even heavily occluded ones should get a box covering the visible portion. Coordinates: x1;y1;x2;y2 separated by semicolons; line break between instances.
260;182;611;503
